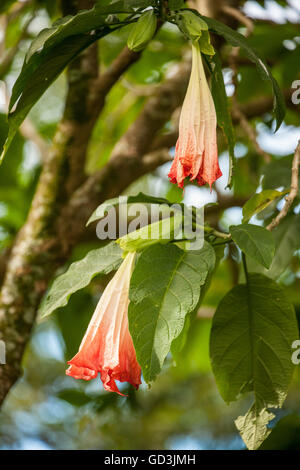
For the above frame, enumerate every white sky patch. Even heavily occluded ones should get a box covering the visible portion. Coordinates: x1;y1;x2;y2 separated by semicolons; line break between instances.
31;324;65;362
220;207;243;232
183;185;217;208
22;141;41;173
0;80;6;111
244;0;300;23
234;143;248;158
17;438;53;451
222;68;235;97
257;122;300;155
283;39;297;50
27;9;50;36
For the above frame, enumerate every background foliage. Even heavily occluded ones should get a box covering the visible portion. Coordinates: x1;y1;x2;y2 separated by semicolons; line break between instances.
0;0;299;450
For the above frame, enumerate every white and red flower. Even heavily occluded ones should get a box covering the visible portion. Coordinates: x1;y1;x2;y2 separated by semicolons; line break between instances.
66;252;141;395
169;41;222;189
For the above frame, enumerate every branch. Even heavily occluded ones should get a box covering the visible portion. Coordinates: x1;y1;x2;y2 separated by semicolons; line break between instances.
0;4;35;79
267;141;300;231
93;46;140;100
238;89;294;120
222;5;254;35
232;105;271;163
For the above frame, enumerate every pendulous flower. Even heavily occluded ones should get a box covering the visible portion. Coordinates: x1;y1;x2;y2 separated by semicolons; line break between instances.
168;41;222;189
66;251;141;395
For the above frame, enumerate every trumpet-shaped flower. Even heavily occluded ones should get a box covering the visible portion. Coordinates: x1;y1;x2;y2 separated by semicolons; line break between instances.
168;42;222;189
66;252;141;395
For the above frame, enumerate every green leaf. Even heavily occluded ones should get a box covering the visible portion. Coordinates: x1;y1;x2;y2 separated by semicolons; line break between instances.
128;242;215;383
127;9;157;52
246;214;300;279
242;189;288;223
87;193;173;225
11;1;128;112
124;0;150;8
207;52;235;188
1;3;131;162
87;192;199;226
210;273;298;449
235;405;275;451
198;30;215;55
171;254;215;359
168;0;184;10
39;242;122;318
117;213;183;253
230;224;275;269
268;215;300;279
197;13;286;130
175;10;208;41
1;35;98;162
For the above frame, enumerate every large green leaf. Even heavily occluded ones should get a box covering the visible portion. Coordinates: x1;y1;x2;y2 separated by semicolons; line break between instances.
117;213;184;253
1;2;133;162
175;9;208;42
235;406;275;451
210;273;298;449
168;0;185;9
128;242;215;383
230;224;275;269
196;12;286;130
127;8;157;52
171;246;216;359
242;189;287;223
246;214;300;279
39;242;123;318
268;215;300;279
87;192;174;226
87;192;202;236
1;34;100;162
10;1;130;113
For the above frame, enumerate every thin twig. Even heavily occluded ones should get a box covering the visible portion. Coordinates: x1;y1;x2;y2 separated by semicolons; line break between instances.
267;140;300;231
6;0;33;22
222;5;254;35
223;4;253;88
0;13;35;78
3;85;49;161
232;105;271;163
20;120;49;161
0;16;8;59
121;79;159;97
